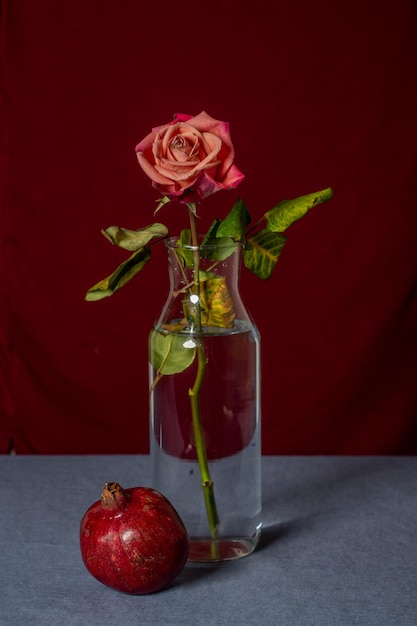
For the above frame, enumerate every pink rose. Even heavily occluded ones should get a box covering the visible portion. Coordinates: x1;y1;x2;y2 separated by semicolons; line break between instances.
135;111;244;203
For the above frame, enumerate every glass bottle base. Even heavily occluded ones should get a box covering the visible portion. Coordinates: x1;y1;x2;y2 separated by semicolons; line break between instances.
187;528;261;563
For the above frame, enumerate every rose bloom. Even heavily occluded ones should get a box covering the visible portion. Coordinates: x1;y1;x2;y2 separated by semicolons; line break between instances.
135;111;244;203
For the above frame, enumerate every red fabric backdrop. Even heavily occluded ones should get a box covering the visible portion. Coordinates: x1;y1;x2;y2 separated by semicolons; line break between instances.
1;0;416;454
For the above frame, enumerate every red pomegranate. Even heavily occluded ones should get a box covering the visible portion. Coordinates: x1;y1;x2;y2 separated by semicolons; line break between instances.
80;482;189;594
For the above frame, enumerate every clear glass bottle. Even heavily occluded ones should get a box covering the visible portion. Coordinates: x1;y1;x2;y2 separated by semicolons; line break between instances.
149;237;261;562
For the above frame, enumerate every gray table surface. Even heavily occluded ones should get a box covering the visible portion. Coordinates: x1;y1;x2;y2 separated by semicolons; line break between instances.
1;454;416;626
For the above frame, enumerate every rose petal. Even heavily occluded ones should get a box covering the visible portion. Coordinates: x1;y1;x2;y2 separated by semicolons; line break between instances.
155;162;200;182
136;151;173;185
173;112;193;123
135;111;244;202
194;132;221;170
219;163;245;190
184;113;237;181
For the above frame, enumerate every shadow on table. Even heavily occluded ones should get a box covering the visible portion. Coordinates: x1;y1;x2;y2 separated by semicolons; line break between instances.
173;561;225;588
257;521;290;550
173;516;315;589
257;515;318;552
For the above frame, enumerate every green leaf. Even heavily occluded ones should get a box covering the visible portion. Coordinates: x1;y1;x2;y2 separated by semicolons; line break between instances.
243;230;287;280
175;229;194;267
265;187;333;233
201;221;238;261
102;223;168;251
186;202;198;217
201;219;221;245
154;195;171;214
85;247;151;301
216;198;251;242
177;229;192;246
149;329;196;375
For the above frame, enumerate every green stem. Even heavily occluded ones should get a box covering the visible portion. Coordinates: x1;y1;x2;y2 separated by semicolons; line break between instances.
189;343;220;537
187;206;220;541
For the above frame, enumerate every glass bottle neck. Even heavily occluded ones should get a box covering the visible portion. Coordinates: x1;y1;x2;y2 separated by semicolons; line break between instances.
154;238;254;333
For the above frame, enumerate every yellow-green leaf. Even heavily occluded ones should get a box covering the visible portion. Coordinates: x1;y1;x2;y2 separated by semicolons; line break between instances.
102;223;168;251
243;230;286;280
85;247;151;301
265;187;333;233
199;276;236;328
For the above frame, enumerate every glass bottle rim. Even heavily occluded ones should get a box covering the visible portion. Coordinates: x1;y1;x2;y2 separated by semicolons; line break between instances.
165;235;242;251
